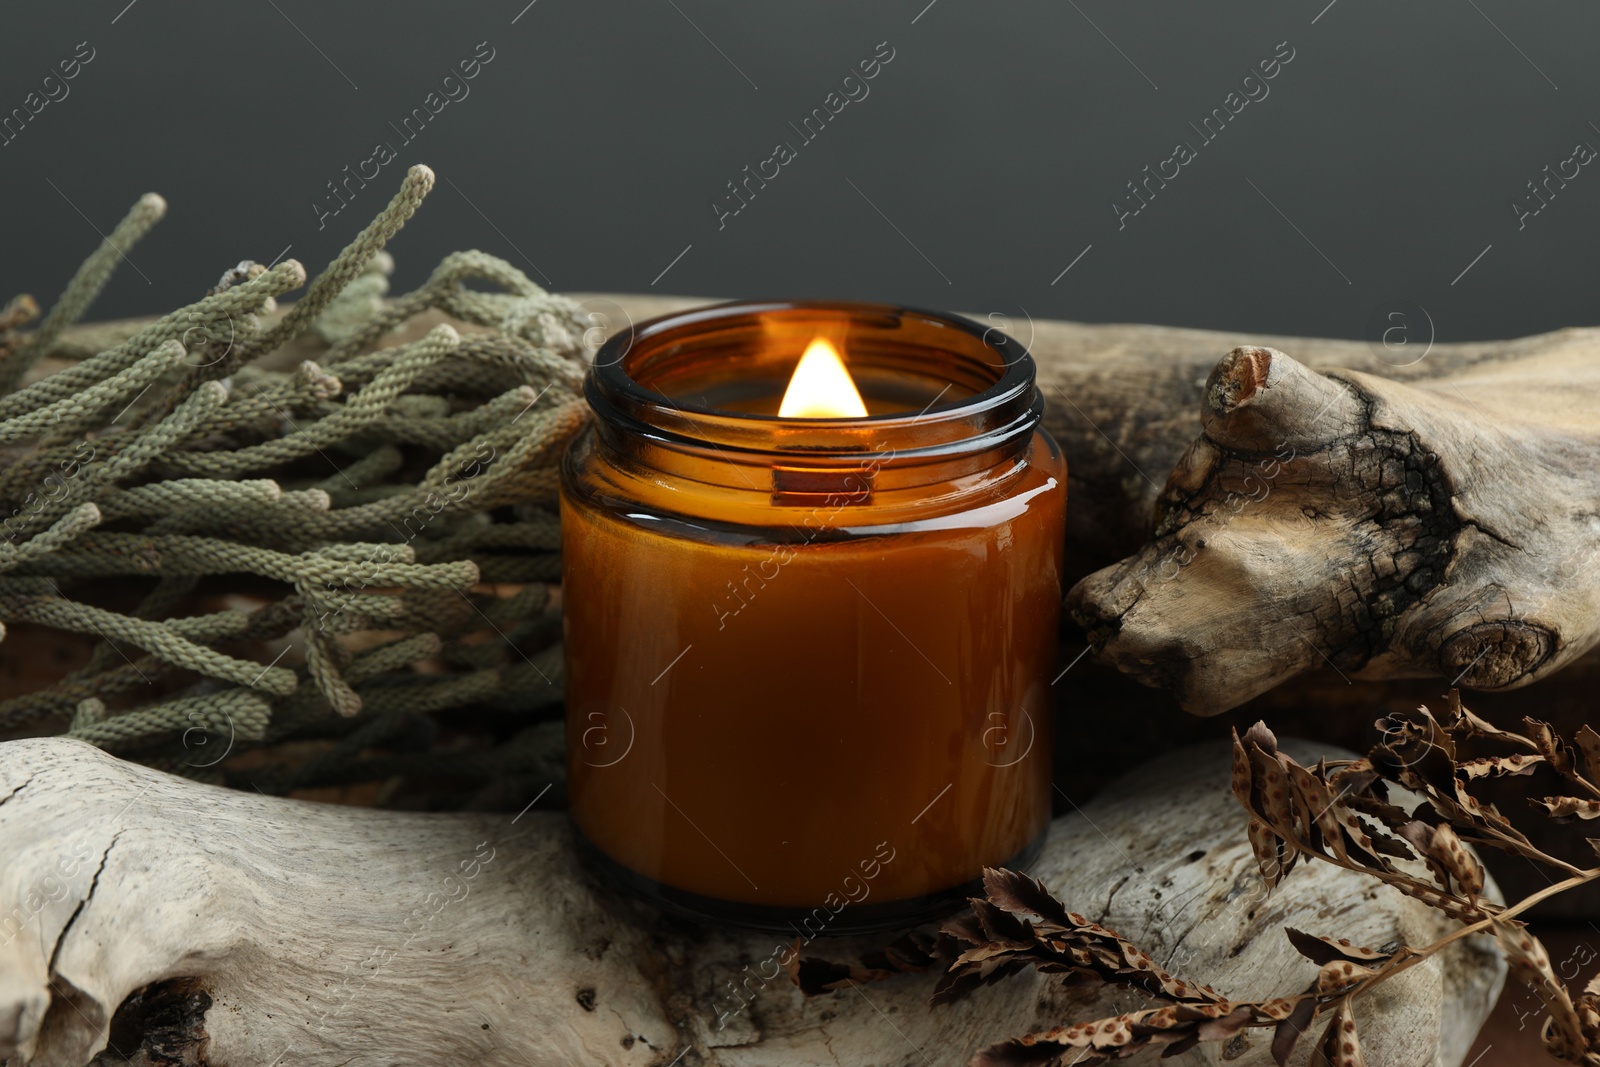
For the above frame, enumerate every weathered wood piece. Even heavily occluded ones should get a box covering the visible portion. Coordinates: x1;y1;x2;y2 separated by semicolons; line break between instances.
0;737;1501;1066
1067;343;1600;713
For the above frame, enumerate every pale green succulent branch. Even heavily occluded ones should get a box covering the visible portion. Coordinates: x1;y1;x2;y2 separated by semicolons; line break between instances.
0;164;587;806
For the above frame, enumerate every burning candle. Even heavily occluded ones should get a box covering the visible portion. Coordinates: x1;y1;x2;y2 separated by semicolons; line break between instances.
561;301;1065;933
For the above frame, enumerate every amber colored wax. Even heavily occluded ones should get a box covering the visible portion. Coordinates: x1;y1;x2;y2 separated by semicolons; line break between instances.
562;431;1064;910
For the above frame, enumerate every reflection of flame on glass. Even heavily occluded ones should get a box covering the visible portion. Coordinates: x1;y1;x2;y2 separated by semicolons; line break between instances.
778;337;867;418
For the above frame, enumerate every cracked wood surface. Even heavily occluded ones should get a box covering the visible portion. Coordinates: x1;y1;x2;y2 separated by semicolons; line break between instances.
0;737;1502;1066
1067;343;1600;713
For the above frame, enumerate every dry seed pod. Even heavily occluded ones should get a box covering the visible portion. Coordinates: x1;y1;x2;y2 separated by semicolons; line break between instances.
1285;928;1394;966
1327;798;1388;870
1535;796;1600;821
1426;824;1485;897
1456;753;1544;779
1310;1001;1367;1067
1231;729;1255;808
1576;724;1600;785
1247;815;1286;887
1316;959;1378;995
1494;921;1587;1060
1287;761;1360;866
1252;744;1301;837
1525;717;1578;777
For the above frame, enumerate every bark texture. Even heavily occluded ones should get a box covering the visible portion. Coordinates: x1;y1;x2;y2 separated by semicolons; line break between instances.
1066;343;1600;713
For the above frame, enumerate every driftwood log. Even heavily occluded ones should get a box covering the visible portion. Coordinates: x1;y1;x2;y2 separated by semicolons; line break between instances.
0;736;1503;1067
1066;342;1600;715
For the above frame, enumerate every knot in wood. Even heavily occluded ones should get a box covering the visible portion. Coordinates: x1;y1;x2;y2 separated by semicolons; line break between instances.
1440;620;1555;688
1205;346;1275;415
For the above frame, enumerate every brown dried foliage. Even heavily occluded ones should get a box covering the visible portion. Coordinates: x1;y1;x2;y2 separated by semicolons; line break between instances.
798;693;1600;1065
930;869;1390;1067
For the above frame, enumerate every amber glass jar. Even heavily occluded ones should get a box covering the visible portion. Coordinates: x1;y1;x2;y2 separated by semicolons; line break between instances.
560;301;1064;933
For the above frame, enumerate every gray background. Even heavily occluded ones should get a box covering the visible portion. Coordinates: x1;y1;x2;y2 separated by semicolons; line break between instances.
1;0;1595;345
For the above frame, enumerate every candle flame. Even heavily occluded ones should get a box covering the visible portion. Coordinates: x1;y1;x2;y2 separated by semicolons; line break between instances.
778;337;867;418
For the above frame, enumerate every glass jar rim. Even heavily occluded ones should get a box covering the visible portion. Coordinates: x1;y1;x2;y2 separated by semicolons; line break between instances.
587;300;1040;463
